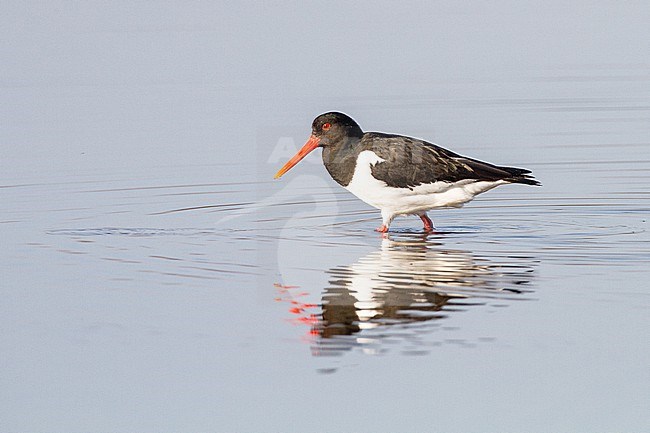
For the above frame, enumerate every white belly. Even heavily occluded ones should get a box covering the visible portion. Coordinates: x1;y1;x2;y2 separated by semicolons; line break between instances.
344;150;506;216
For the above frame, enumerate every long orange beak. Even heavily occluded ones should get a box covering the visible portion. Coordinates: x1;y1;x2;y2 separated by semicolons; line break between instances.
273;135;320;179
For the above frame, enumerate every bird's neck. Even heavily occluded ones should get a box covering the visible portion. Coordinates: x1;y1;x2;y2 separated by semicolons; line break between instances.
322;136;362;187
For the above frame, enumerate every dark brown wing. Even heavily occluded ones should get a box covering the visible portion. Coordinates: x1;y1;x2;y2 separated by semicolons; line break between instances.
364;133;540;188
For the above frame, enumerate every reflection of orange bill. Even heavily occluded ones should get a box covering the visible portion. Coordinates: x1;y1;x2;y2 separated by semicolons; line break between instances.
273;283;300;289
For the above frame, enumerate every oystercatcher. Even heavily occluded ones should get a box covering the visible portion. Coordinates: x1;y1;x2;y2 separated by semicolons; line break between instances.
274;112;540;232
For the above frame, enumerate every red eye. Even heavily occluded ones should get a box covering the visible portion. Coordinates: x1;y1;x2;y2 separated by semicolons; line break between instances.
322;123;331;131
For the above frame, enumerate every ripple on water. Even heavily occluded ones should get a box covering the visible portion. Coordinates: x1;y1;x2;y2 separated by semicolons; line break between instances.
47;227;223;237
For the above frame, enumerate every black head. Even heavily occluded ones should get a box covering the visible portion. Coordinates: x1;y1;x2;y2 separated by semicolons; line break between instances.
274;112;363;179
311;112;364;146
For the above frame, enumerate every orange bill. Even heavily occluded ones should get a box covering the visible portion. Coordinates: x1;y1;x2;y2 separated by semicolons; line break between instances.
274;135;320;179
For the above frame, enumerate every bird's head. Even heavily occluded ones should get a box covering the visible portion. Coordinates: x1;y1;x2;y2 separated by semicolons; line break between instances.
274;112;363;179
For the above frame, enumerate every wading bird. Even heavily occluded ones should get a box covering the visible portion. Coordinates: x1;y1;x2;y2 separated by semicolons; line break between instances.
274;112;539;232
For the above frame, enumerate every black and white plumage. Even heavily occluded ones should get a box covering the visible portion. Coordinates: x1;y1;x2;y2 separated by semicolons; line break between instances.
274;112;540;232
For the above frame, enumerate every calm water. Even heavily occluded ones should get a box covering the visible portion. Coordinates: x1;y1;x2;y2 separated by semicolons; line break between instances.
2;2;650;432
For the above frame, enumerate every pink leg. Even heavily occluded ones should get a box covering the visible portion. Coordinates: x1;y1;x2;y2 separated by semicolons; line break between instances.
419;214;434;232
375;224;389;233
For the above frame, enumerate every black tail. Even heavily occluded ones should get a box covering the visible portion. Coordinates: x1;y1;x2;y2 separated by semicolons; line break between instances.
502;166;541;186
457;155;541;186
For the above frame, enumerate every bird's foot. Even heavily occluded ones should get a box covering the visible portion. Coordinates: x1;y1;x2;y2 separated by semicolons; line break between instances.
375;225;389;233
419;214;435;232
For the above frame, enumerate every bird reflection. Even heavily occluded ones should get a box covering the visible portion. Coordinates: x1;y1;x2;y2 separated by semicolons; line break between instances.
277;234;535;357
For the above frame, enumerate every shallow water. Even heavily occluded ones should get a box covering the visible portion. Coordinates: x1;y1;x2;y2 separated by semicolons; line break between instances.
2;3;650;433
3;150;649;432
